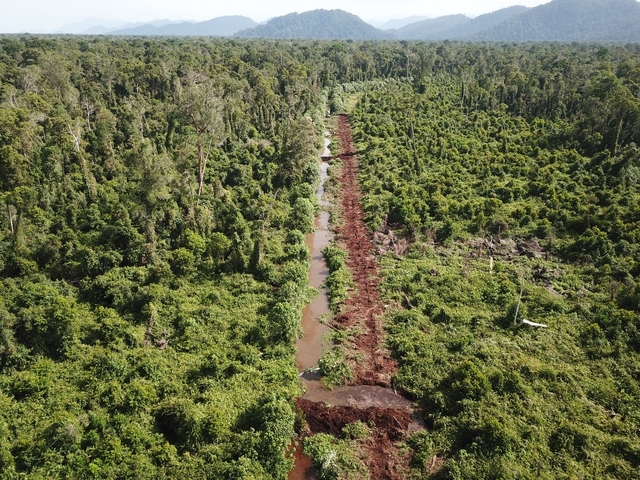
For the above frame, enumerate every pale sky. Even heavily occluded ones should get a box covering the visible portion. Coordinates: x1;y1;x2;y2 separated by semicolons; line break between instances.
1;0;554;33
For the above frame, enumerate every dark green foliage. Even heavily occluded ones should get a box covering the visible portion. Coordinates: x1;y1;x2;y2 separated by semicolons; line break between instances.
0;36;329;478
346;43;640;478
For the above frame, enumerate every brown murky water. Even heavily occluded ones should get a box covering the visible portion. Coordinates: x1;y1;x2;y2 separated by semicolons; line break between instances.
295;138;333;374
289;443;316;480
289;138;332;480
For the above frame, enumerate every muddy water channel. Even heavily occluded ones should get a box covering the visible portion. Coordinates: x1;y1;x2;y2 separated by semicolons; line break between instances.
288;135;415;480
294;137;333;377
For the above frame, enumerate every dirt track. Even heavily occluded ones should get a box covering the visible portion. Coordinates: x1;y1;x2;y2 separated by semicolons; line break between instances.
332;113;397;387
296;115;412;480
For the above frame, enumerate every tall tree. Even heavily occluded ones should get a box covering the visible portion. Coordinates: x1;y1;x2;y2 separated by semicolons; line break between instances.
176;72;225;198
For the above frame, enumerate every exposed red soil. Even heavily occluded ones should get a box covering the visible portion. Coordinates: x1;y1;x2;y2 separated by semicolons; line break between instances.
297;398;410;441
297;398;411;480
332;113;398;388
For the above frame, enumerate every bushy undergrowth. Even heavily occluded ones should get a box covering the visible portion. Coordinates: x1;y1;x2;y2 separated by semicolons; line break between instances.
323;243;356;314
350;63;640;478
304;423;368;480
318;345;354;389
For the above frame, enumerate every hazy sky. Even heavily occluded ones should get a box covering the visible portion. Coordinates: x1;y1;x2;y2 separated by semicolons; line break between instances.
1;0;554;33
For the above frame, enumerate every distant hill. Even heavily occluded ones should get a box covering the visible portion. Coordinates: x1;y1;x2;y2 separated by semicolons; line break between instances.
83;19;178;35
236;9;390;40
109;16;257;36
471;0;640;41
447;6;530;39
378;16;430;30
392;6;529;40
54;17;128;34
51;0;640;41
83;25;115;35
392;14;471;40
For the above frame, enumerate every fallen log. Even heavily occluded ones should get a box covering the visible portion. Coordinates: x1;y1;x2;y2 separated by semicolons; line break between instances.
521;319;548;328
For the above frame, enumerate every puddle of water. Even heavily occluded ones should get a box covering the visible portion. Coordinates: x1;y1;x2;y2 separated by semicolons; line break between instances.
288;442;317;480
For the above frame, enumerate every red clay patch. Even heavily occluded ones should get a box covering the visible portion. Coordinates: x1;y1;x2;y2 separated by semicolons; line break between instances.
296;398;410;441
296;398;411;480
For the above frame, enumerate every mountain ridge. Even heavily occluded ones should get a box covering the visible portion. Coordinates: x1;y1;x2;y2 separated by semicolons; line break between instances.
48;0;640;42
378;16;431;30
235;9;391;40
108;16;256;36
391;14;471;40
471;0;640;41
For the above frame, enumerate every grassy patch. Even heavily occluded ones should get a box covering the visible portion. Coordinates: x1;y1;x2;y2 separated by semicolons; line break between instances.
303;426;368;480
318;346;354;389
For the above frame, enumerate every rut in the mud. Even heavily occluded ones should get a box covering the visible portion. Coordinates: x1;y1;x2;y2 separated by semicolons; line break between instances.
332;114;397;387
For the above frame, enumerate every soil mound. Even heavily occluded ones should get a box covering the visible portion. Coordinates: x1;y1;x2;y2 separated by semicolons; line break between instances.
296;398;410;441
332;114;397;386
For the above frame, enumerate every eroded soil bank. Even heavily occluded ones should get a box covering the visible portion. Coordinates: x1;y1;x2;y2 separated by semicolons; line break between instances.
291;117;420;480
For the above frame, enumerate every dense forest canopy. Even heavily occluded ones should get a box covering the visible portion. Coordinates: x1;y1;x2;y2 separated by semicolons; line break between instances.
0;36;639;479
342;44;640;478
0;36;331;478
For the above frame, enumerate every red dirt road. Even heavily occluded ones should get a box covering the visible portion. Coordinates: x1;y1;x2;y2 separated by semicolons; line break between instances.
332;114;397;387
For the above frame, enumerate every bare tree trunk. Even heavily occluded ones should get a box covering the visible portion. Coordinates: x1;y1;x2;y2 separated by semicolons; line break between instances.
613;118;623;156
81;98;94;131
197;138;214;205
68;125;80;152
68;124;97;198
513;277;524;326
7;204;13;234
